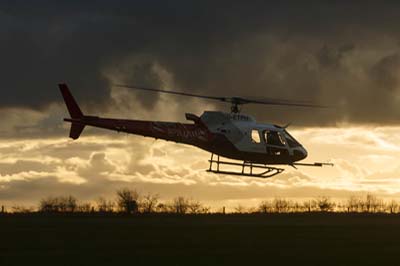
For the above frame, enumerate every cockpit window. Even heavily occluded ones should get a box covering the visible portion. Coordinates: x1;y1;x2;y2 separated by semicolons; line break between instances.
251;129;261;143
263;130;285;147
283;130;301;148
278;132;286;145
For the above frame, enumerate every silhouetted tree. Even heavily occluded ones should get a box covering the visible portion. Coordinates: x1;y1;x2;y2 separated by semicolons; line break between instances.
64;196;78;212
335;202;347;213
292;202;304;212
77;203;93;213
172;196;190;214
365;194;378;213
314;196;335;212
388;200;398;214
141;193;159;213
156;203;170;213
199;206;211;214
39;196;78;213
11;205;33;213
259;201;273;213
116;189;139;214
96;197;115;213
234;205;247;214
40;197;58;212
187;200;212;214
273;198;291;213
303;200;317;213
346;195;361;212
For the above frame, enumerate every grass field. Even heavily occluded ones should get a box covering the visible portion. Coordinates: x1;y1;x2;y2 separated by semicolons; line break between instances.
1;213;400;266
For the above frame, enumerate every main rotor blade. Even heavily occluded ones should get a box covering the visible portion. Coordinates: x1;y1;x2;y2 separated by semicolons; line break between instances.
235;97;329;108
114;84;328;108
114;84;227;102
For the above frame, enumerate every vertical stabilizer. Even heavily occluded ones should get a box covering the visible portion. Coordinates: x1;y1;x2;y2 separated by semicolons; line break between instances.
59;83;85;140
59;83;83;119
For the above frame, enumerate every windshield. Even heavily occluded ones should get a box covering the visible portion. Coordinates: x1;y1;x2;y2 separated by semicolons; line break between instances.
263;130;285;147
283;130;301;148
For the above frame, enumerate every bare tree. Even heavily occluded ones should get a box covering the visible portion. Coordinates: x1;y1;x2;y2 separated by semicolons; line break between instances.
187;200;202;214
314;196;335;212
335;202;347;213
116;189;140;214
141;193;159;213
234;205;247;214
259;200;273;213
40;197;58;212
273;198;290;213
292;202;304;212
156;203;169;213
388;200;398;214
360;194;384;213
303;200;317;213
347;195;361;212
39;196;78;213
11;205;34;213
365;194;376;212
77;203;93;213
64;196;77;212
199;206;211;214
172;196;190;214
96;197;115;213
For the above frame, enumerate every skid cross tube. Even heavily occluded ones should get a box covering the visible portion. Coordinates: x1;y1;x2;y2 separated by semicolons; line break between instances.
207;154;284;178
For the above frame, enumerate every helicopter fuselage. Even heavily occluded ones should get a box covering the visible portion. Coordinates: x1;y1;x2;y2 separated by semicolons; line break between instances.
65;111;307;165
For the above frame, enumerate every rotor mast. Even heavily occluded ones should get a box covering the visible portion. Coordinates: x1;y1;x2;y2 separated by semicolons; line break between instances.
231;103;240;114
230;101;241;113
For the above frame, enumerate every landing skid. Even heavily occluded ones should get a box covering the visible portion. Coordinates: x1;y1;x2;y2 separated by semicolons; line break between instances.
207;154;284;178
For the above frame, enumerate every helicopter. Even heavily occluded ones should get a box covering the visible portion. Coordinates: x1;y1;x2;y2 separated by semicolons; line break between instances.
59;83;333;178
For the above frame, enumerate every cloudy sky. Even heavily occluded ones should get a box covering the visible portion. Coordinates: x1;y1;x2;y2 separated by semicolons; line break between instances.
2;1;400;210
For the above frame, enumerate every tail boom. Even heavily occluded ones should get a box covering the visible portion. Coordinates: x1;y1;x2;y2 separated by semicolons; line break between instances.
59;83;213;144
64;116;212;145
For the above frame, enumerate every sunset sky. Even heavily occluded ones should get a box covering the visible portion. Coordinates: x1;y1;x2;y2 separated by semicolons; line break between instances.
2;1;400;209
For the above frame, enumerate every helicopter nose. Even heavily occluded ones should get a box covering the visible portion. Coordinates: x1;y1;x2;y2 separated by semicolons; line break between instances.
301;147;308;159
293;147;307;161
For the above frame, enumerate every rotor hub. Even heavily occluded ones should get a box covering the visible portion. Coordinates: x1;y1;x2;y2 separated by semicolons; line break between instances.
230;103;241;114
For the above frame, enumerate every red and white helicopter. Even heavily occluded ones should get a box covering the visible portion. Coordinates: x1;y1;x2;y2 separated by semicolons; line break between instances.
60;83;332;178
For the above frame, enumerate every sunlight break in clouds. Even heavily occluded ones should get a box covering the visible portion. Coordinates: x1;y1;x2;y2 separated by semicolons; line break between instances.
2;126;400;208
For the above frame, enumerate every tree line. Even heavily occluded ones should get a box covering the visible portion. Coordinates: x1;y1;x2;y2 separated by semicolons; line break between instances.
251;195;400;214
4;188;211;215
2;190;400;215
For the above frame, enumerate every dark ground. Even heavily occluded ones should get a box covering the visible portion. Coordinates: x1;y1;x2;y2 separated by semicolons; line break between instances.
0;213;399;266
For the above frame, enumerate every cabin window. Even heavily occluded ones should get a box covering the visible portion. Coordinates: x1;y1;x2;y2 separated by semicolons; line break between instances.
263;130;285;147
251;129;261;143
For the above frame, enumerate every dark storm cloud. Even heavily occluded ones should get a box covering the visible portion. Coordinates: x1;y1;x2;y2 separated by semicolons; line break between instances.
3;1;400;124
